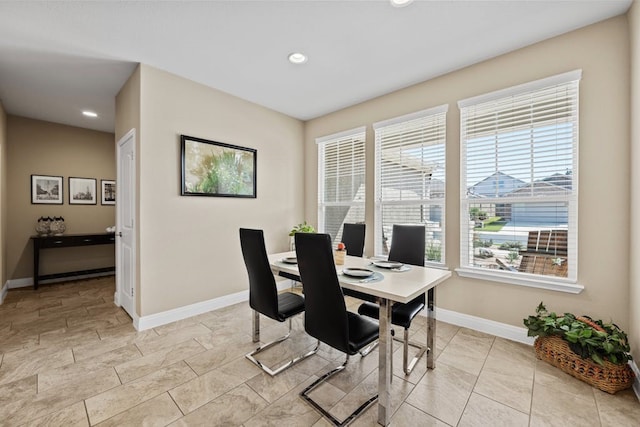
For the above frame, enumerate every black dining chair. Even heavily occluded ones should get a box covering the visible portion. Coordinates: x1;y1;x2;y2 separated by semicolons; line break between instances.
340;223;377;307
358;224;427;375
341;223;366;257
295;232;379;426
239;228;319;376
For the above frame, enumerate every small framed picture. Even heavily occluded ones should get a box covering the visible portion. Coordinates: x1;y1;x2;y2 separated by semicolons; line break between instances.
101;180;116;205
31;174;63;204
69;177;97;205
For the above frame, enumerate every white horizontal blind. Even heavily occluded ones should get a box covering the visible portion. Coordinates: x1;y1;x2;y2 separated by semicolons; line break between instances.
459;72;579;282
317;128;366;245
374;106;447;264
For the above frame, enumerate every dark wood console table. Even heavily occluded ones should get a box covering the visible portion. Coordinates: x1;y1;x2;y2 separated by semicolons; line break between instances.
31;232;116;289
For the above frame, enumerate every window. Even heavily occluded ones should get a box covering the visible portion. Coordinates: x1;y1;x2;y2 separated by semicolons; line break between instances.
317;127;366;245
374;105;448;265
458;70;581;290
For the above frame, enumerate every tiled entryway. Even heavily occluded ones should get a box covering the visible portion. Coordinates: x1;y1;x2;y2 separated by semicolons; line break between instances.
0;277;638;426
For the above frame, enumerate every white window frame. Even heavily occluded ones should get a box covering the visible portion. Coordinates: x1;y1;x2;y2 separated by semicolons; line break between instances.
457;70;583;294
373;105;448;267
317;127;367;244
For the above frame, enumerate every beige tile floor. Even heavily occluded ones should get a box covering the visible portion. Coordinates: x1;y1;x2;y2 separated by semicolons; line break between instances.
0;277;639;426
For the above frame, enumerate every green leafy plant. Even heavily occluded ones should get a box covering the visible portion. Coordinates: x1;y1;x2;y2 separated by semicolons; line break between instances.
523;302;632;366
289;221;315;236
469;207;488;220
506;250;520;264
499;241;523;250
426;242;441;261
473;238;493;248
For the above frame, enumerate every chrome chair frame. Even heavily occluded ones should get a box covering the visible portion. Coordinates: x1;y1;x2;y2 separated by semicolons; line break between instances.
240;228;319;377
246;313;320;376
300;355;378;427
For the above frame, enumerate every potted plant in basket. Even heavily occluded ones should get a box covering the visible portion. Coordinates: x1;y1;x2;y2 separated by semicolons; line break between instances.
524;302;634;393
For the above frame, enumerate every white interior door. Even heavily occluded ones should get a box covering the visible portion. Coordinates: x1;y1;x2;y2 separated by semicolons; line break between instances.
115;128;136;319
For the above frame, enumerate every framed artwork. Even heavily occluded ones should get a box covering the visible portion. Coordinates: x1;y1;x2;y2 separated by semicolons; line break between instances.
31;174;63;204
101;180;116;205
181;135;257;198
69;177;97;205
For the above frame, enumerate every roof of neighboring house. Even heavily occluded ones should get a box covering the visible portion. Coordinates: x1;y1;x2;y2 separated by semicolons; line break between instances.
541;173;573;190
468;171;526;198
506;181;571;196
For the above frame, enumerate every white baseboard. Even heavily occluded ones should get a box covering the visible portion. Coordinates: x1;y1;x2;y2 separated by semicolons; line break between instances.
7;272;115;290
135;280;293;331
425;306;535;346
7;277;33;289
135;289;249;330
0;281;8;304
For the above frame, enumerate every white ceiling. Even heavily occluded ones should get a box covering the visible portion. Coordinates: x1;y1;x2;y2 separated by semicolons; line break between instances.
0;0;632;133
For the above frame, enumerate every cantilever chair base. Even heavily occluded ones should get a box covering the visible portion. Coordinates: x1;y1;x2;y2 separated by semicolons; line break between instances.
246;313;320;376
392;328;428;375
300;356;378;426
358;340;378;357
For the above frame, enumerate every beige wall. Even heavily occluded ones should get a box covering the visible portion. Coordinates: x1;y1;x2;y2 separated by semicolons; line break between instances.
137;65;304;316
6;116;116;280
0;101;6;287
628;4;640;360
305;17;632;331
115;65;142;313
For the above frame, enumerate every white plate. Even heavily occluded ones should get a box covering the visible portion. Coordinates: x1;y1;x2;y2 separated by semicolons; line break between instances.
281;257;297;264
343;268;374;278
372;261;403;269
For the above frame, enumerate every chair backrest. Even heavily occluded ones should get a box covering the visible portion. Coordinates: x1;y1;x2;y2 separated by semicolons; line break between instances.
295;232;350;354
239;228;280;320
388;224;426;267
342;223;366;257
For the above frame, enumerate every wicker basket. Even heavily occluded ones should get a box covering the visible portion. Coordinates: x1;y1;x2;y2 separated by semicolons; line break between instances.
534;335;635;394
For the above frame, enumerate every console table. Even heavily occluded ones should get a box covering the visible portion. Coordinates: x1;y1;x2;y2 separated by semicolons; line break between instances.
31;232;116;289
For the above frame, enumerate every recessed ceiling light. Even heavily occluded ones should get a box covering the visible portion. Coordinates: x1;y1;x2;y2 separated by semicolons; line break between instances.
390;0;413;7
82;111;98;118
288;52;307;64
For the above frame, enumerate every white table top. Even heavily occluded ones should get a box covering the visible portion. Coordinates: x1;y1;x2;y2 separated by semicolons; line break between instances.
268;251;451;304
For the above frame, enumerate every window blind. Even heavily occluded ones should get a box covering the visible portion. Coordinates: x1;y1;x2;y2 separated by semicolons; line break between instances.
459;71;580;283
317;127;366;245
374;105;447;264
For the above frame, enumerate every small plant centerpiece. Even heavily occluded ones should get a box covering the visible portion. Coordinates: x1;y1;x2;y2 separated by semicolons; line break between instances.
289;222;316;250
524;302;634;393
289;221;315;236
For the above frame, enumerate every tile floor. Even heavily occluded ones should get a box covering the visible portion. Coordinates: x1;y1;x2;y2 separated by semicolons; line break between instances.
0;276;638;426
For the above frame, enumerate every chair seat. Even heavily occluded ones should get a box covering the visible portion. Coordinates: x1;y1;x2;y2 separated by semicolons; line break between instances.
347;311;379;355
358;298;425;329
277;292;305;321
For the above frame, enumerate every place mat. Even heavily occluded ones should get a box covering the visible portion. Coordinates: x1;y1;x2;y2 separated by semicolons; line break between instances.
370;262;412;272
340;271;384;283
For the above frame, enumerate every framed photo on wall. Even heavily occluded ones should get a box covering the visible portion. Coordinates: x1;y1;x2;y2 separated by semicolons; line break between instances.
101;180;116;205
69;177;97;205
31;174;63;204
181;135;257;198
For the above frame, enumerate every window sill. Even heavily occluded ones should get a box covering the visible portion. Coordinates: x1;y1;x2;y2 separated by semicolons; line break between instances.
455;267;584;294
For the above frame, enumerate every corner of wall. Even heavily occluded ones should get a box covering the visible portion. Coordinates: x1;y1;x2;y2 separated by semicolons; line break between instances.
0;100;7;288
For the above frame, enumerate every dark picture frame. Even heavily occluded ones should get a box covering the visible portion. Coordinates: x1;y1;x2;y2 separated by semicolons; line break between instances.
69;177;97;205
101;180;116;205
181;135;257;198
31;174;63;204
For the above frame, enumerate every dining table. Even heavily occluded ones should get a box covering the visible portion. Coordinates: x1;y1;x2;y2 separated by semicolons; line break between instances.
267;251;451;426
